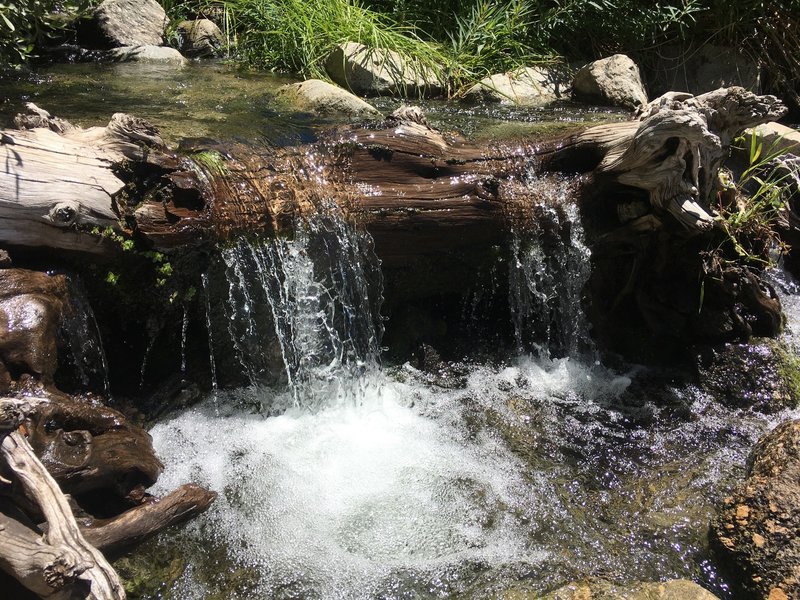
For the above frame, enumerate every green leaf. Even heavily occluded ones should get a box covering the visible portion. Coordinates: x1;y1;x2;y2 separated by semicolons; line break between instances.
0;12;15;31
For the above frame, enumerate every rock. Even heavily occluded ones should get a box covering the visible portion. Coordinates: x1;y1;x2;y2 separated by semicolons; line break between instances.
498;578;720;599
747;123;800;157
0;269;69;391
697;340;800;412
276;79;380;117
647;44;760;98
463;66;561;105
711;419;800;599
107;45;188;66
176;19;224;58
92;0;167;47
325;41;443;97
573;54;648;110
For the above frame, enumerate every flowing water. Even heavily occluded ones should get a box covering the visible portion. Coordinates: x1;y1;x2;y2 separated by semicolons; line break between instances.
4;62;796;599
132;197;800;599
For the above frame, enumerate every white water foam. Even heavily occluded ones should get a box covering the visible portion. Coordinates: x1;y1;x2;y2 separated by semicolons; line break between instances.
150;358;632;598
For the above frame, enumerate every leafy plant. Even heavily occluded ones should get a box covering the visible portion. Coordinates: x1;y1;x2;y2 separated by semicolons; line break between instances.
0;0;94;66
714;132;795;265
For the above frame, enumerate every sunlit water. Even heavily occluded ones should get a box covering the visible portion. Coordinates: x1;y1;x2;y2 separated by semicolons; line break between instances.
144;355;799;600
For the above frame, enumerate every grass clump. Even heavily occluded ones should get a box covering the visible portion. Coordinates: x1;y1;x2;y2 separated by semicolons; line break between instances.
178;0;447;82
714;132;796;265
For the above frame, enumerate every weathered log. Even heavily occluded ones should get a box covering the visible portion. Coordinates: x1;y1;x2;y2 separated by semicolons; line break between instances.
0;392;216;597
79;483;216;557
0;398;125;598
0;89;791;363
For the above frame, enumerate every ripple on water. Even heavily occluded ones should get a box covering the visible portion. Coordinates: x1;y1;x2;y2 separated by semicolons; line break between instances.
141;356;799;599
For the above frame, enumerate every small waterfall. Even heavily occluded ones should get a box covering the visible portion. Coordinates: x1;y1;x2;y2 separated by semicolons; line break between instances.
508;176;592;359
60;276;110;396
218;201;383;408
201;272;219;394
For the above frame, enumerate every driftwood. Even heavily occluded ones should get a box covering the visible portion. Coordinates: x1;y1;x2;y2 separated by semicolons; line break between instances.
0;89;786;256
0;391;215;598
0;398;124;599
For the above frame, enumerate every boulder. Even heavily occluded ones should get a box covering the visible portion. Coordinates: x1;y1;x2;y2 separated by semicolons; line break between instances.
276;79;380;117
647;44;760;98
462;66;561;106
711;419;800;599
92;0;167;47
176;19;224;58
325;41;443;97
696;340;800;413
573;54;648;110
497;579;720;599
0;269;69;391
108;45;188;66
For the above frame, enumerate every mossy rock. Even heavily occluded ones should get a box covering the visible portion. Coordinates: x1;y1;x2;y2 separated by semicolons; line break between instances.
696;339;800;412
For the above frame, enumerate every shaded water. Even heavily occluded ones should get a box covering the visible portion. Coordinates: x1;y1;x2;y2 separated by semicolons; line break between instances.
0;61;626;144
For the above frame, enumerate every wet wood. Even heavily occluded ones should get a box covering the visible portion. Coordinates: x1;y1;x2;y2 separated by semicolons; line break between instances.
79;483;217;557
0;397;125;599
0;89;787;260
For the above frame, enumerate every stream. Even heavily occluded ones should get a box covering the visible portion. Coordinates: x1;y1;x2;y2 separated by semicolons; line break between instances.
4;61;799;599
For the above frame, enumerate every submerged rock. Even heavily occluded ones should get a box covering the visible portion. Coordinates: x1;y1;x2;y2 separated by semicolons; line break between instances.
697;340;800;412
711;419;800;600
92;0;167;47
325;41;443;97
276;79;380;117
463;66;562;106
496;579;719;599
573;54;648;110
176;19;224;58
107;45;188;66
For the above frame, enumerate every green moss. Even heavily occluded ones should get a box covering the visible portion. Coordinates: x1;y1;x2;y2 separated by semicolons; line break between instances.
774;342;800;408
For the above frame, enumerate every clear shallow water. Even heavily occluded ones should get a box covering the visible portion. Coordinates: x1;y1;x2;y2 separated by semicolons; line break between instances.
0;61;627;145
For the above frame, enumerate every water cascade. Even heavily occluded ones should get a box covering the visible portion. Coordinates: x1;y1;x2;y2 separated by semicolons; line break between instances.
144;169;800;600
508;178;593;359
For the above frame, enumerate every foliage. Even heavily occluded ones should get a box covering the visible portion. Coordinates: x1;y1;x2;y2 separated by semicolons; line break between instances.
444;0;544;87
0;0;94;65
714;132;795;265
174;0;446;81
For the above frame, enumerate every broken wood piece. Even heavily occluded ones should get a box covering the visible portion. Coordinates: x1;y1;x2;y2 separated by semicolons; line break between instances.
1;429;125;599
79;483;217;557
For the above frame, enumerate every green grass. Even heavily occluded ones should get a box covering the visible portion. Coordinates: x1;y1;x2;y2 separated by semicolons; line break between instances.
181;0;447;82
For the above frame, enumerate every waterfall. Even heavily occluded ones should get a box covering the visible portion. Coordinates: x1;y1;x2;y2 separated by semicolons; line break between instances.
217;201;383;409
60;276;110;396
508;176;593;359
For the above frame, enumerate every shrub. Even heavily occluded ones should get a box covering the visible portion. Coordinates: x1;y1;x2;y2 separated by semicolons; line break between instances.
0;0;93;66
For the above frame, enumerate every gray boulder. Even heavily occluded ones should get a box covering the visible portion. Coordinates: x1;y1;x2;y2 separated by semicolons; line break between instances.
93;0;167;47
711;419;800;600
176;19;224;58
276;79;380;117
325;41;443;97
573;54;648;110
108;45;188;66
648;44;760;97
463;66;561;106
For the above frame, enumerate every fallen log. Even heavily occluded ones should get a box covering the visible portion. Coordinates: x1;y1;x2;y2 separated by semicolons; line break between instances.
0;88;790;363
